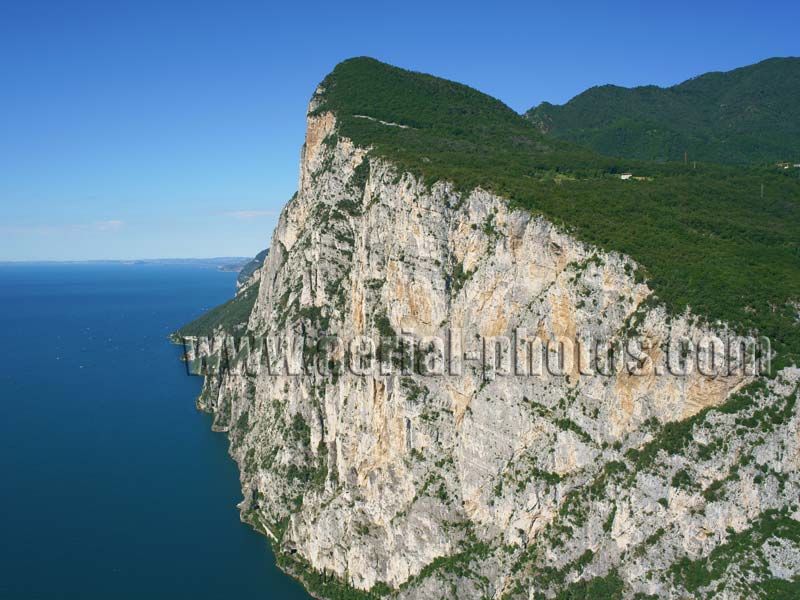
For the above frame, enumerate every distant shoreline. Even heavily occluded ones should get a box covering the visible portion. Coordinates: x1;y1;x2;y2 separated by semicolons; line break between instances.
0;257;250;269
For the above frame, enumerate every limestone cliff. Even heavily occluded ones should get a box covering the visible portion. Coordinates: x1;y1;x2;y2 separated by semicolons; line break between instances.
184;75;800;599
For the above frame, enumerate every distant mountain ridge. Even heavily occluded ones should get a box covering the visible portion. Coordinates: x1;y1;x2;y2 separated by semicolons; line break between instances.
526;57;800;165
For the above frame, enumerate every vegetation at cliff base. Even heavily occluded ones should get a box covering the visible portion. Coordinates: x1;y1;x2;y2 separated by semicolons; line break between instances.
314;57;800;367
177;281;260;338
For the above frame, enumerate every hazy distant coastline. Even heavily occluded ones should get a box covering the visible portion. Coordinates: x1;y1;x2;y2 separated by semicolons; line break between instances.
0;257;251;271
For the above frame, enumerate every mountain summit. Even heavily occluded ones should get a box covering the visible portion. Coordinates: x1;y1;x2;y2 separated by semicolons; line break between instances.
177;57;800;600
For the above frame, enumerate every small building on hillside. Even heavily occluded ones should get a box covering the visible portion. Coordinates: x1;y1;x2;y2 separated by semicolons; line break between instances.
620;173;633;180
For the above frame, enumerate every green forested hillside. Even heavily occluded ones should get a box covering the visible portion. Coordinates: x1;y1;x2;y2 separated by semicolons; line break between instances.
314;58;800;367
177;281;260;338
525;57;800;165
237;248;269;286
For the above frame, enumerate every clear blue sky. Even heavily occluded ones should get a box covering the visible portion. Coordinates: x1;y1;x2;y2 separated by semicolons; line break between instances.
1;0;798;261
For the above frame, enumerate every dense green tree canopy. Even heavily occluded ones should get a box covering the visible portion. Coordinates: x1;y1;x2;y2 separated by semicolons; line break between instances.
525;57;800;165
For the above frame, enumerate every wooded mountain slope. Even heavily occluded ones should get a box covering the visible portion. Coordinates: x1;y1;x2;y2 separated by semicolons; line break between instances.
525;57;800;165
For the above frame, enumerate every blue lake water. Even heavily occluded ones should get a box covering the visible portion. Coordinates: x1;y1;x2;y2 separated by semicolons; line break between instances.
0;264;311;599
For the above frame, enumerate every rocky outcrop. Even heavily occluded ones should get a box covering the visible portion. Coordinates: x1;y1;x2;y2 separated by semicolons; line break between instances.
187;91;799;599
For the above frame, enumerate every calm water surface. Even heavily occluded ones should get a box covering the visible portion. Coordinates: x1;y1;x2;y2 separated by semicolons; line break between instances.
0;264;311;599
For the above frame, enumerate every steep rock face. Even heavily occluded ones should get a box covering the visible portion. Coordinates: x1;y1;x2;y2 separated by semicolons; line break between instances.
192;96;799;599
